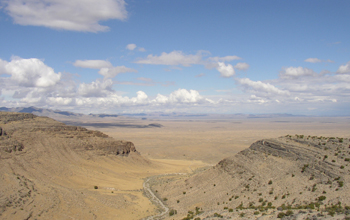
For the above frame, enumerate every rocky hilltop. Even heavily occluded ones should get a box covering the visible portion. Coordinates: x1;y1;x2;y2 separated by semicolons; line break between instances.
0;112;144;219
152;135;350;219
0;112;136;156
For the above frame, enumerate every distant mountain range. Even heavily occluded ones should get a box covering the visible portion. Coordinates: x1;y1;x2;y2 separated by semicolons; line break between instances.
0;106;304;120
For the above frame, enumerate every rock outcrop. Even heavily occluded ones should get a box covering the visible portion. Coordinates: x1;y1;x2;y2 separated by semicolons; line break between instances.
0;112;142;219
0;112;137;156
153;135;350;219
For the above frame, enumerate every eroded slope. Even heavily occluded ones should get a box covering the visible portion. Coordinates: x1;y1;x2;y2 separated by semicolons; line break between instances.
0;112;155;220
153;135;350;219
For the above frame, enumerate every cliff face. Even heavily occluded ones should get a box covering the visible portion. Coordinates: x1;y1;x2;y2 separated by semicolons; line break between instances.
153;135;350;219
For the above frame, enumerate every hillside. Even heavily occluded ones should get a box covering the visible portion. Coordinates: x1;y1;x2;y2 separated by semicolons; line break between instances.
0;112;157;219
152;135;350;219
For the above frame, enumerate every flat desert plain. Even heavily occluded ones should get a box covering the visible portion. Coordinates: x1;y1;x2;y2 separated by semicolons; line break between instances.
88;116;350;164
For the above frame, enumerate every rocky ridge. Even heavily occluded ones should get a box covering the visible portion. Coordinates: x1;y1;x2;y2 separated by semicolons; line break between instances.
0;112;141;219
152;135;350;219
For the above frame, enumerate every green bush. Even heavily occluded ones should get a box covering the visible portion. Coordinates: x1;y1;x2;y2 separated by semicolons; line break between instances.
277;212;285;218
94;186;98;189
169;209;177;216
285;210;294;216
318;196;326;201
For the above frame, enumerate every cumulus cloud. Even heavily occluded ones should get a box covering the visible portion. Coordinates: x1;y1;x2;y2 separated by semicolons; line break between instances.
216;62;235;78
234;62;249;71
337;61;350;74
1;57;61;87
237;78;290;96
135;51;204;66
98;66;137;78
78;79;113;97
73;60;112;69
304;58;334;63
126;44;137;51
3;0;127;32
279;66;317;79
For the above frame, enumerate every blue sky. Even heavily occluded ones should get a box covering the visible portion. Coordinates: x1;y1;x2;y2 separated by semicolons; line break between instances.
0;0;349;115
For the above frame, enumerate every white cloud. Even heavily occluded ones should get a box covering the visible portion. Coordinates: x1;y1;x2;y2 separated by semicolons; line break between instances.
216;62;235;78
209;56;241;62
138;47;146;52
169;89;206;103
3;57;61;87
3;0;127;32
0;59;8;74
73;60;112;69
279;66;317;79
237;78;290;96
337;61;350;74
126;44;137;51
135;51;204;66
98;66;137;78
78;79;113;97
304;58;334;63
304;58;322;63
234;62;249;71
47;97;73;105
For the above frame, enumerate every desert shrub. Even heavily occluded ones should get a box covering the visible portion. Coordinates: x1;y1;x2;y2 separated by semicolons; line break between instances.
177;200;180;203
169;209;177;216
340;165;345;169
259;198;263;202
268;180;272;185
318;196;326;201
223;207;228;210
301;164;309;172
214;212;223;218
254;211;260;215
163;198;168;201
285;210;294;216
194;218;201;220
277;212;285;218
345;158;350;161
282;195;286;199
228;208;233;212
338;181;344;187
183;191;186;194
236;202;244;210
239;212;245;217
94;186;98;189
312;184;317;192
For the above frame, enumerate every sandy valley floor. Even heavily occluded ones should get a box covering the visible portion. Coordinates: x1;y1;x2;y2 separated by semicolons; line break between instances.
95;117;350;164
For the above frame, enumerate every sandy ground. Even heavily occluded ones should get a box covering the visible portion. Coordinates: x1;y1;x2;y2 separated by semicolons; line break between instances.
94;117;350;164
